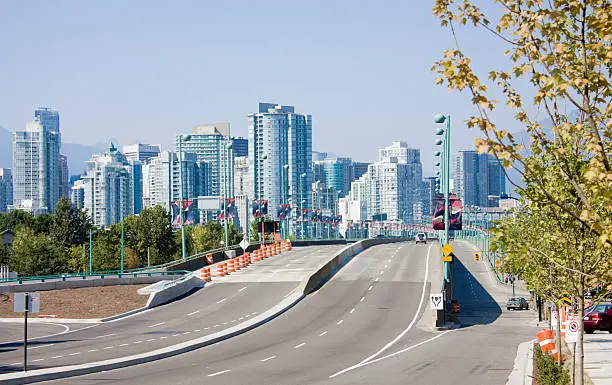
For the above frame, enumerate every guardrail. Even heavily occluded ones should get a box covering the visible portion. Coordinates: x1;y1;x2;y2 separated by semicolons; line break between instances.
0;270;190;285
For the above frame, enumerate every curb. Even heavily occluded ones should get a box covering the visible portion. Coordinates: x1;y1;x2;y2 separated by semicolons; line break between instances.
506;339;535;385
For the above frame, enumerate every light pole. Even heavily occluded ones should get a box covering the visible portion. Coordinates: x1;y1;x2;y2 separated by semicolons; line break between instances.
435;113;451;283
259;154;268;246
89;227;94;274
178;134;191;260
281;164;289;239
224;142;233;248
300;173;306;239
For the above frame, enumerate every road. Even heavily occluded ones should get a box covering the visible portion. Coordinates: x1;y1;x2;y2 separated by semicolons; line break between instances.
42;241;440;384
0;244;344;374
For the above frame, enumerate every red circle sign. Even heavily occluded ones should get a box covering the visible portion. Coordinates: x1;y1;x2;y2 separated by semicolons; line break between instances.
568;321;579;333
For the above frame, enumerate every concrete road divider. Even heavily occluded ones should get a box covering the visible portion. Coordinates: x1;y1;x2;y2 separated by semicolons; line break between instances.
145;275;203;309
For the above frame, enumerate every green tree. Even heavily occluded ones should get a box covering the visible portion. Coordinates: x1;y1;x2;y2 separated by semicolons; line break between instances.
9;228;66;275
66;244;87;273
91;228;121;271
50;196;91;249
192;221;224;253
0;210;33;232
249;219;261;243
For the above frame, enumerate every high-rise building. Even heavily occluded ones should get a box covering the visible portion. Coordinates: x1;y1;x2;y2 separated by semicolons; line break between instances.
123;143;162;164
176;123;232;198
422;176;438;218
0;168;13;213
346;142;423;223
82;143;140;227
352;162;370;180
454;151;504;207
234;156;251;197
248;103;312;219
71;179;86;209
12;108;61;214
146;151;208;212
312;151;328;162
59;154;70;199
312;157;354;197
231;137;248;158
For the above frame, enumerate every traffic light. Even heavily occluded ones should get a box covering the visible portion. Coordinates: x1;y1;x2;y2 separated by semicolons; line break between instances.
473;252;481;262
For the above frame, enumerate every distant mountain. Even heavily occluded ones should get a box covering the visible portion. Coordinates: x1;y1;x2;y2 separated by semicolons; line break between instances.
0;126;115;177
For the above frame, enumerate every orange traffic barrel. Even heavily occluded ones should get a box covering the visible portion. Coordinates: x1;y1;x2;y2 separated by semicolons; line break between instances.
206;253;213;265
536;329;558;359
228;258;236;273
216;262;225;277
200;267;211;282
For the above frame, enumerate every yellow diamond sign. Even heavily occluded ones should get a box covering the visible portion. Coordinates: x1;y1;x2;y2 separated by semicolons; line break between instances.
441;243;453;256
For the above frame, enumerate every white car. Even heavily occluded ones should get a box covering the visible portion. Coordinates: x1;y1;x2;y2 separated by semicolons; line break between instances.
415;233;427;244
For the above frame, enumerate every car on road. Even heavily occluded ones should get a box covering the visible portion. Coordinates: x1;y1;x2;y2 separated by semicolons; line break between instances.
583;303;612;334
415;232;427;244
506;297;529;310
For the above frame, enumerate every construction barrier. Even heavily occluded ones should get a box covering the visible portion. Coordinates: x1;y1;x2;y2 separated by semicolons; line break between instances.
206;254;213;265
561;308;567;339
216;262;227;277
536;329;559;360
228;259;236;273
199;267;212;282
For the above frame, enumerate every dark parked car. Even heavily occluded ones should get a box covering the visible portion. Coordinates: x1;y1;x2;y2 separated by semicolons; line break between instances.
506;297;529;310
584;303;612;334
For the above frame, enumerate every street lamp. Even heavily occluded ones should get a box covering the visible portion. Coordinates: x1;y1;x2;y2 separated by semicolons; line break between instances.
300;173;307;239
223;142;233;248
259;154;268;246
434;113;451;283
281;164;289;239
178;134;192;260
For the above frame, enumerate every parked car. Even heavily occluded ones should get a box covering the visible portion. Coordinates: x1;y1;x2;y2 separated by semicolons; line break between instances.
583;303;612;334
415;232;427;244
506;297;529;310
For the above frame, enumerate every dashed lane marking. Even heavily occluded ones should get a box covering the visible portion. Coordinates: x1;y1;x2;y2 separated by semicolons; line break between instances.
103;346;114;350
319;331;328;336
69;352;80;356
360;296;365;302
208;370;231;377
187;310;200;316
260;356;276;362
294;342;306;349
147;322;166;328
350;308;355;314
337;320;344;325
51;355;63;359
217;298;227;304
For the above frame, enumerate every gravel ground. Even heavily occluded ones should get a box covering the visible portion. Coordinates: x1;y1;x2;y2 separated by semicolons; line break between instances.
0;285;149;319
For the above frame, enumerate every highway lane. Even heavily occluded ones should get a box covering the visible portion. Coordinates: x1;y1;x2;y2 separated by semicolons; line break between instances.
0;244;344;374
44;241;438;384
327;240;537;385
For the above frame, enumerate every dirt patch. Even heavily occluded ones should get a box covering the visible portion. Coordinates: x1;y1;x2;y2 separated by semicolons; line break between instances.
0;285;149;319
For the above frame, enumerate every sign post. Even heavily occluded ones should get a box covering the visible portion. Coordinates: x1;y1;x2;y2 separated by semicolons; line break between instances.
14;292;40;372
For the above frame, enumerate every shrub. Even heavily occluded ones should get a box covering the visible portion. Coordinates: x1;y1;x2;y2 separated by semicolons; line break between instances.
533;344;570;385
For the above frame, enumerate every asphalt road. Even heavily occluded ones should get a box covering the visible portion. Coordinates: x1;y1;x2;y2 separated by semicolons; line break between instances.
0;244;343;374
42;241;439;384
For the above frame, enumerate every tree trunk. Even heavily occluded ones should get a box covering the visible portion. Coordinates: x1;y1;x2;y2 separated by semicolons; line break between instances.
576;278;585;385
555;303;563;366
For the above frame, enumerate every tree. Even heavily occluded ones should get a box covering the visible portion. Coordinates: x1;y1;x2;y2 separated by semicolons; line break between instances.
91;228;121;271
50;196;90;249
192;221;224;253
0;210;33;232
66;244;87;273
226;222;243;246
432;2;612;382
9;228;66;275
249;219;261;243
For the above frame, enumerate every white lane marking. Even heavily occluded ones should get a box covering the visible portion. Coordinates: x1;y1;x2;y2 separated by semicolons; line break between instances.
147;338;157;341
239;286;247;292
208;370;231;377
238;317;244;320
379;271;384;275
90;333;116;339
205;327;210;330
339;243;433;372
330;331;453;378
319;331;328;336
119;343;128;347
217;298;227;304
182;332;191;335
69;352;81;356
32;358;44;362
160;336;168;339
51;355;63;359
88;349;98;353
134;340;143;344
251;312;258;315
10;362;20;366
214;324;221;328
350;308;355;314
231;319;237;323
2;323;72;346
294;342;306;349
337;320;344;325
222;322;228;325
194;329;201;332
260;356;276;362
28;344;52;350
103;346;114;350
147;322;166;328
360;296;365;302
368;286;373;291
187;310;200;316
375;277;379;282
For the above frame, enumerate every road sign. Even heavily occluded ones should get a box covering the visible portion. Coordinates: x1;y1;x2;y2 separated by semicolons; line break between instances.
442;255;453;262
441;244;453;256
566;314;580;343
239;238;250;251
473;252;480;261
551;310;559;330
559;292;572;306
430;293;444;310
14;292;40;313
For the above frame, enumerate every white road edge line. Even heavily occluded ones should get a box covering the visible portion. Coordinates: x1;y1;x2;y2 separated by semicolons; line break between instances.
294;342;306;348
28;344;52;350
208;369;231;377
368;285;373;291
90;333;116;339
239;286;247;292
336;243;433;372
360;296;365;302
330;331;453;378
260;356;276;362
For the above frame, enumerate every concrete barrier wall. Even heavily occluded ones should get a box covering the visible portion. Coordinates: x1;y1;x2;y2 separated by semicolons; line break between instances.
0;275;185;293
145;275;202;308
299;238;408;295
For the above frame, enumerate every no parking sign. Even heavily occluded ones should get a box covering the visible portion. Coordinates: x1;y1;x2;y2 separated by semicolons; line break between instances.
566;313;580;343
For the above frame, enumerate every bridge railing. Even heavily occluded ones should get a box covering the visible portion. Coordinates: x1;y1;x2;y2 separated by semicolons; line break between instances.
0;270;191;285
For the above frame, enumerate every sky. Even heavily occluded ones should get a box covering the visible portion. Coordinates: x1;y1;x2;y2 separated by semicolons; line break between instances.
0;0;521;175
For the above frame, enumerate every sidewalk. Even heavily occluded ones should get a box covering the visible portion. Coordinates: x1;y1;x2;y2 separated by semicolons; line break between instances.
583;332;612;385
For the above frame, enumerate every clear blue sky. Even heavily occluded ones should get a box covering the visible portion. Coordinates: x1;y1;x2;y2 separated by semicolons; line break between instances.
0;0;517;174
